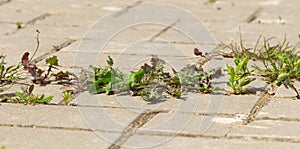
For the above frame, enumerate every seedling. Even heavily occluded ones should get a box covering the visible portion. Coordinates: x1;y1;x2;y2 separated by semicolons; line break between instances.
16;21;23;29
225;53;255;94
4;84;53;105
63;91;72;105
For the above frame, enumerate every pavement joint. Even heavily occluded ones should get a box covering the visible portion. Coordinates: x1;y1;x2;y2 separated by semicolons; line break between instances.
0;0;10;6
109;110;161;149
5;13;52;35
31;38;77;64
245;7;263;23
0;123;92;132
255;117;300;122
149;19;180;42
243;93;271;124
113;1;142;18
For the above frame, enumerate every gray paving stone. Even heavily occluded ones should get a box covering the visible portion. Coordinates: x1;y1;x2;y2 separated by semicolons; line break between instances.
257;98;300;119
0;103;88;128
228;120;300;139
75;92;258;116
0;126;113;149
138;113;241;136
274;84;298;98
0;23;16;35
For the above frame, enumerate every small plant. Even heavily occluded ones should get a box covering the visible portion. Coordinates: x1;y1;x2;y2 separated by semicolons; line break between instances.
179;64;222;93
21;30;71;84
250;35;300;86
225;53;255;94
4;84;53;105
15;21;23;29
22;53;69;84
0;54;21;85
63;91;72;105
253;50;300;85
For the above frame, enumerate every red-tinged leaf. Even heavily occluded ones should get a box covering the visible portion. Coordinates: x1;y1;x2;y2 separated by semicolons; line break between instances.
194;48;203;56
21;52;29;69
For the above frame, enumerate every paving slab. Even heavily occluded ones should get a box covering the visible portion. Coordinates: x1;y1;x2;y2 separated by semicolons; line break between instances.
257;98;300;119
75;92;258;116
0;103;88;128
228;120;300;140
0;126;113;149
138;113;241;136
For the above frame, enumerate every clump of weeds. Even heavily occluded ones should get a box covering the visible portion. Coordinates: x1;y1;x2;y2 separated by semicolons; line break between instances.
89;55;222;102
221;33;300;97
3;84;53;105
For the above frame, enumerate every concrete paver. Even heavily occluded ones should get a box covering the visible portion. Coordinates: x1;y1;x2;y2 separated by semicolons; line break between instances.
257;98;300;119
0;126;113;149
228;120;300;140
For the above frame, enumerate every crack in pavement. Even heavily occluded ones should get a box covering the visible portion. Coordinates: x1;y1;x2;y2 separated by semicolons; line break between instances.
113;1;142;17
243;93;271;124
224;93;271;138
149;19;180;42
0;123;92;132
108;110;161;149
30;39;77;64
245;7;263;23
6;13;52;35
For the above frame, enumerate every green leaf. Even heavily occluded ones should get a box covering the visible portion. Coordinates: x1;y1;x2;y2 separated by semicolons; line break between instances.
15;91;27;101
36;95;53;103
240;78;255;87
275;72;290;85
46;56;59;66
107;56;114;67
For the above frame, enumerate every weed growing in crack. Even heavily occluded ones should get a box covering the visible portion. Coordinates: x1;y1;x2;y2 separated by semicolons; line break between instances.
21;53;71;84
220;34;300;96
225;52;255;94
15;21;23;29
89;55;222;102
89;56;182;101
4;84;53;105
253;35;299;84
63;91;72;105
21;30;71;84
